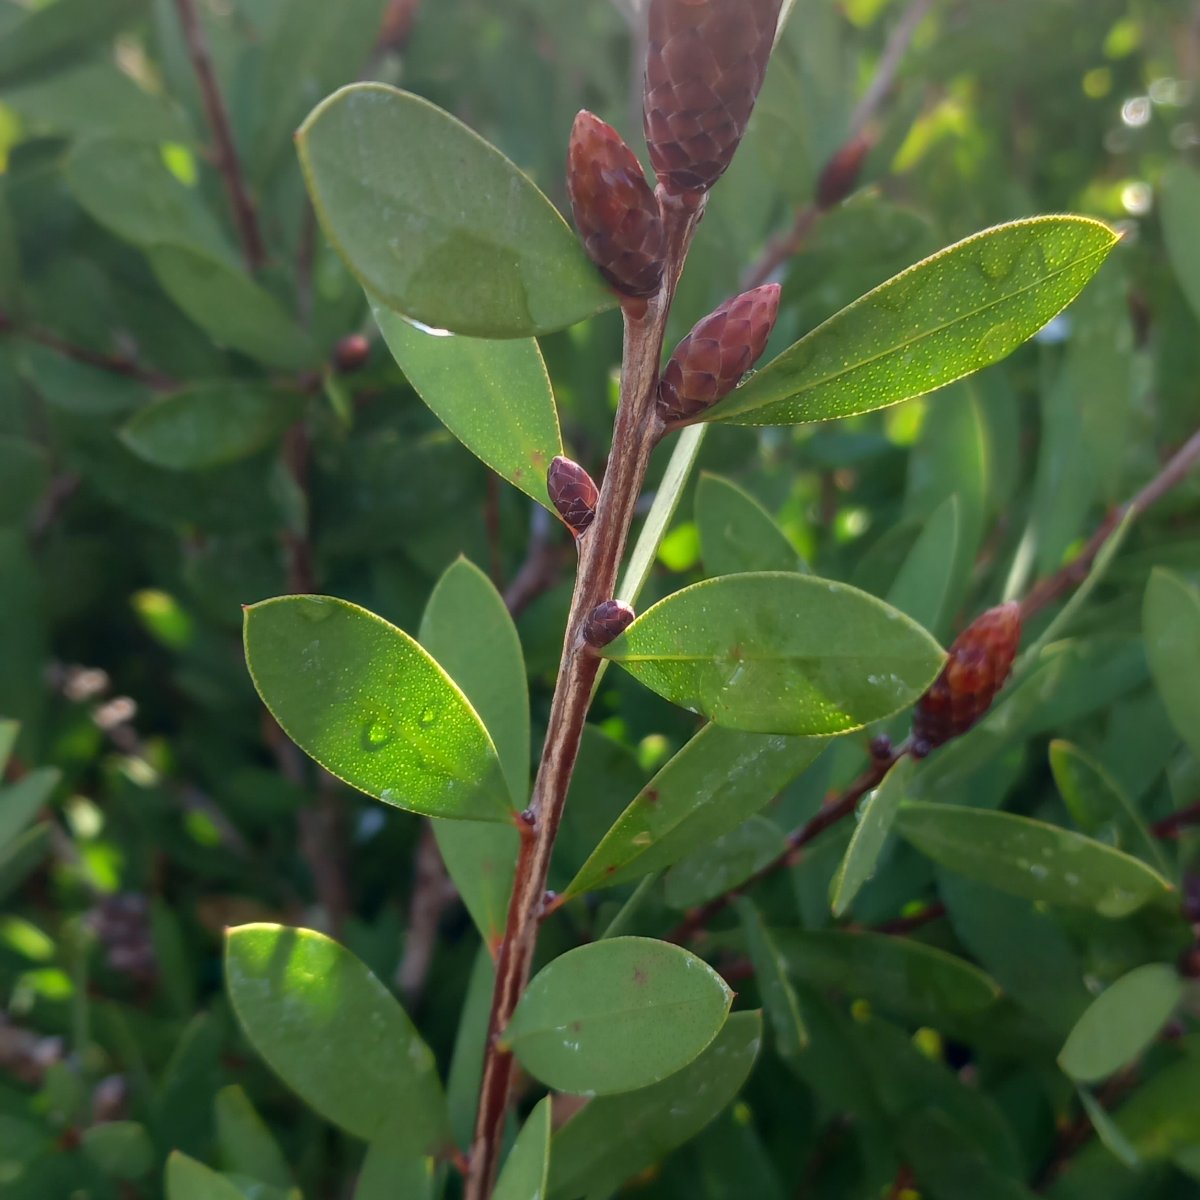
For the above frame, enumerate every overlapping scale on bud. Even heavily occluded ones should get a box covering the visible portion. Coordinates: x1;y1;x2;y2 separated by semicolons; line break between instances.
815;132;872;211
657;283;780;423
912;603;1022;755
583;600;636;649
548;456;600;537
567;111;666;301
643;0;783;195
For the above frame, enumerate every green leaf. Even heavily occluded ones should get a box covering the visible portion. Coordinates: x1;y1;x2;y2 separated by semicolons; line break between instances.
214;1086;291;1188
119;384;300;470
0;0;149;85
602;573;945;735
705;216;1118;425
493;1097;551;1200
663;815;785;910
243;595;511;821
354;1143;434;1200
547;1011;762;1200
1076;1088;1140;1170
564;723;826;896
80;1121;154;1181
1058;964;1184;1084
0;436;48;525
225;924;448;1150
1161;163;1200;324
695;472;803;576
895;803;1173;918
1143;568;1200;761
297;84;613;338
775;930;1001;1022
505;937;732;1095
886;496;959;637
446;945;494;1151
830;756;915;917
0;720;17;777
166;1152;244;1200
735;898;807;1063
0;823;52;906
0;767;57;852
374;307;562;511
20;343;150;415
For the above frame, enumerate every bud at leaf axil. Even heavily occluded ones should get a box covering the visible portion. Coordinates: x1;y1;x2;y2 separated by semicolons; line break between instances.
583;600;636;648
548;456;600;536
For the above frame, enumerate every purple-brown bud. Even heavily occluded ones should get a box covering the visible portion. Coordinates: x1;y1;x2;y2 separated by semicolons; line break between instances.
548;456;600;537
912;603;1022;755
583;600;636;648
567;111;666;301
643;0;783;195
333;333;371;374
815;132;872;211
657;283;780;423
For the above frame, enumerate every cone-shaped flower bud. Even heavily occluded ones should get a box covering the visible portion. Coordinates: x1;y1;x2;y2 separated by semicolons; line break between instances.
583;599;636;648
643;0;783;195
567;111;666;301
815;132;872;211
547;456;600;537
912;603;1022;755
657;283;780;423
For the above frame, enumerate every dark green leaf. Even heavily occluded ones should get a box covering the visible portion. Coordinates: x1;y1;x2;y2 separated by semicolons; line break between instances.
297;84;613;337
494;1097;551;1200
0;436;48;525
885;496;959;636
663;815;785;910
0;0;149;85
0;720;17;777
0;823;52;906
244;595;511;821
735;898;807;1063
353;1144;434;1200
1143;568;1200;761
165;1152;244;1200
0;766;57;851
80;1121;153;1181
505;937;732;1095
1076;1088;1140;1170
1161;163;1200;324
695;472;803;576
446;945;494;1151
214;1086;290;1188
20;343;150;415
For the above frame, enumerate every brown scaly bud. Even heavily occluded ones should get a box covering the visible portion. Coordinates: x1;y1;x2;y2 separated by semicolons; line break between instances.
815;131;872;211
583;600;636;648
548;456;600;536
657;283;780;423
643;0;783;195
912;603;1022;756
567;111;666;301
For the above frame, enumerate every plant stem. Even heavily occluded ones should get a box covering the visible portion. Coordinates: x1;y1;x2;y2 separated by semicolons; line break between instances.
6;321;175;389
465;193;703;1200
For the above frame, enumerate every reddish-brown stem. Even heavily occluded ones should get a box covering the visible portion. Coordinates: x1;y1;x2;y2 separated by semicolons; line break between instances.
1152;800;1200;840
172;0;266;273
871;900;947;935
8;322;175;389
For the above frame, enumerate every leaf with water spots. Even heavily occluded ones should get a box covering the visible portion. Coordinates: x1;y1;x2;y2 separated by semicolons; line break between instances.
601;572;945;735
703;216;1118;426
493;1097;551;1200
225;925;449;1151
244;595;511;822
895;803;1173;918
505;937;732;1095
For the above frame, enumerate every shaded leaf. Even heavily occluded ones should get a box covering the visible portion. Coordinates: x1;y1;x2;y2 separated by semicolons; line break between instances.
1143;568;1200;761
80;1121;154;1181
695;472;802;576
494;1097;551;1200
214;1086;290;1188
1161;162;1200;324
886;495;959;637
445;945;494;1151
0;0;149;85
0;436;48;525
735;898;807;1063
663;815;785;910
165;1152;243;1200
0;766;57;852
353;1143;434;1200
1077;1088;1140;1170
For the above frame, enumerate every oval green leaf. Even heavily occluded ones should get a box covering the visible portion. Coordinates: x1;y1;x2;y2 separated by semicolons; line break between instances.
166;1152;244;1200
1144;568;1200;762
243;595;511;821
706;216;1118;426
374;306;562;510
602;572;945;735
734;898;807;1063
493;1097;551;1200
0;766;58;851
214;1085;290;1189
354;1144;434;1200
695;472;803;576
505;937;733;1095
1161;163;1200;324
1058;963;1184;1084
225;924;449;1150
895;802;1173;917
298;84;614;338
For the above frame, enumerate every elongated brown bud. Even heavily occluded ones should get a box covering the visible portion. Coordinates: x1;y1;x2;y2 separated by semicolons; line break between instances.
912;603;1022;755
548;456;599;536
567;111;665;301
644;0;783;195
583;600;636;648
657;283;780;422
815;132;872;211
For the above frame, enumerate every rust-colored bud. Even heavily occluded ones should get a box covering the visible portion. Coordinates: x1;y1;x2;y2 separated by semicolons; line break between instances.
567;111;665;301
912;603;1022;755
548;456;599;536
657;283;780;422
643;0;783;195
333;333;371;374
815;131;872;211
583;599;636;648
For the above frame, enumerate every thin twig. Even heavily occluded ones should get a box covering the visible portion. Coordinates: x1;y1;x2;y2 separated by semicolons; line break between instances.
1152;800;1200;840
173;0;266;273
7;322;175;389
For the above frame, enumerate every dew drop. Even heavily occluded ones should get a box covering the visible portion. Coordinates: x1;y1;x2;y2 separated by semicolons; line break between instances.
419;707;436;728
362;718;392;749
297;597;333;622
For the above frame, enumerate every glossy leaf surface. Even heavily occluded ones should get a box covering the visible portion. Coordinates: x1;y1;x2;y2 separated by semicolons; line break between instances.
493;1097;551;1200
696;472;802;576
706;217;1118;425
506;937;732;1095
603;573;944;735
244;596;511;821
1143;568;1200;761
298;85;613;337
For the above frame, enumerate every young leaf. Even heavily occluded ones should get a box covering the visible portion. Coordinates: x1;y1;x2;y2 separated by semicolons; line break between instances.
504;937;732;1095
735;898;808;1063
885;495;960;637
297;84;614;338
493;1097;551;1200
663;815;785;910
1143;568;1200;761
547;1011;762;1200
602;573;945;735
225;925;449;1151
1076;1088;1140;1170
374;308;563;511
354;1143;434;1200
895;803;1173;918
1058;963;1184;1084
0;767;58;852
695;472;803;576
214;1086;291;1188
165;1152;244;1200
564;723;826;897
0;720;17;777
243;595;512;821
1160;163;1200;324
705;216;1118;425
830;756;915;917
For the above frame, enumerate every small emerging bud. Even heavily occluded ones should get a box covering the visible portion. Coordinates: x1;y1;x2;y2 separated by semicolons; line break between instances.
567;111;666;301
548;456;600;536
644;0;783;195
815;132;872;211
333;333;371;374
583;599;636;648
657;283;780;423
912;603;1022;755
